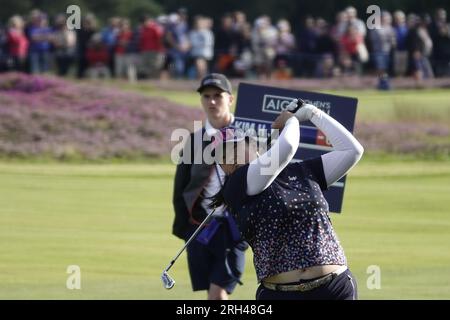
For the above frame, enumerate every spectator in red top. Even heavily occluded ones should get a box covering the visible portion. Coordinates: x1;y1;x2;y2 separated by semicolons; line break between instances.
139;16;165;78
85;33;110;79
341;25;363;56
115;18;134;79
339;23;366;75
6;15;29;71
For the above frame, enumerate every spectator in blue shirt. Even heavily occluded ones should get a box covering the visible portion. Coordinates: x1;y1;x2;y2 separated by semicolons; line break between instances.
188;16;214;79
164;13;190;78
101;17;121;77
393;10;409;76
28;13;52;74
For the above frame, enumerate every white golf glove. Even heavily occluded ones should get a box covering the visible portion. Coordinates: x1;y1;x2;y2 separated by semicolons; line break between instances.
294;103;321;122
285;99;299;113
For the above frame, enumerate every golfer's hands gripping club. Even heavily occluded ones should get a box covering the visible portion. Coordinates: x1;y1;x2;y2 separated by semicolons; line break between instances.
285;98;301;113
269;98;318;143
283;97;321;122
269;99;300;143
271;111;296;131
294;102;320;122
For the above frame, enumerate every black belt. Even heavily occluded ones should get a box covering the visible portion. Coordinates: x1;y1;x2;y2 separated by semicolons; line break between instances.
261;266;347;292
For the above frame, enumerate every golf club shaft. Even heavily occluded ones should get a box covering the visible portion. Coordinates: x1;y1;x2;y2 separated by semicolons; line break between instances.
164;208;217;272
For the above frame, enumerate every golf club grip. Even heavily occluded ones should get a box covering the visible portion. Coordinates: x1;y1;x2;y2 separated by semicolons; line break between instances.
268;98;304;146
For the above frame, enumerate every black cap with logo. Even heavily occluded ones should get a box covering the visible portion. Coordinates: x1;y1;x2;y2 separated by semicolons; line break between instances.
197;73;232;94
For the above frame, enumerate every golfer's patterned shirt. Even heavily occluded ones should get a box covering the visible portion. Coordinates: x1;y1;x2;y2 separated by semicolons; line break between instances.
223;157;347;281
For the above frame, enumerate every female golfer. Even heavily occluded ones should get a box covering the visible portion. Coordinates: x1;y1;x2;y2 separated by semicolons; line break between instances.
211;100;364;300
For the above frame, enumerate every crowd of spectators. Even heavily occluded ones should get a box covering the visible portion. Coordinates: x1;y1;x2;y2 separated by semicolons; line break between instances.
1;6;449;82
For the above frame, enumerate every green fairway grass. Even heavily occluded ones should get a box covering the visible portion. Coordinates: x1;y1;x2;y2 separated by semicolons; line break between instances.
112;81;450;124
1;158;449;299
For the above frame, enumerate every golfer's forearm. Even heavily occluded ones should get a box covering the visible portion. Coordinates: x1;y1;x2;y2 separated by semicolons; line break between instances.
246;116;300;196
310;110;364;186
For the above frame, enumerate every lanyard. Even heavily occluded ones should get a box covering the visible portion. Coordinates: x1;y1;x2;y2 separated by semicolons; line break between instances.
214;164;224;187
213;163;242;243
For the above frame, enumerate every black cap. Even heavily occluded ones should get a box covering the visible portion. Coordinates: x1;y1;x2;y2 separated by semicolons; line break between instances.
197;73;232;94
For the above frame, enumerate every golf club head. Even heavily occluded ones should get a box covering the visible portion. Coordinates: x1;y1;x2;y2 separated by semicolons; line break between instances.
161;271;175;290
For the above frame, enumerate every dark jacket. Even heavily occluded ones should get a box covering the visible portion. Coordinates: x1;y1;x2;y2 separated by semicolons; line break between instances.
172;128;214;240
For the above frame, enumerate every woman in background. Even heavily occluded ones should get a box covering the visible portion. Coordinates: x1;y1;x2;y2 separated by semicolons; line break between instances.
189;16;214;79
6;15;29;72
